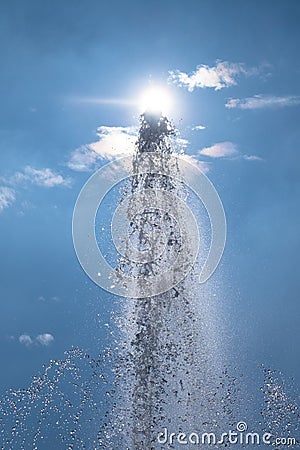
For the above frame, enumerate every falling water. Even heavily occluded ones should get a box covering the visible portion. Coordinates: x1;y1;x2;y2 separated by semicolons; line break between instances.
0;113;299;449
109;112;232;448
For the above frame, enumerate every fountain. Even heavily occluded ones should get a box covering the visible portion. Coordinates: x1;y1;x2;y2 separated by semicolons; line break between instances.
0;110;299;449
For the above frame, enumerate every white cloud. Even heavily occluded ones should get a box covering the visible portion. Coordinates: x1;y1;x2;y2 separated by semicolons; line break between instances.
0;186;15;212
36;333;54;346
67;145;99;172
18;333;55;347
198;142;262;162
0;167;70;212
225;95;300;110
67;123;212;176
12;166;71;187
90;126;137;158
19;334;33;347
37;295;60;302
181;154;210;173
169;61;251;91
192;125;206;131
199;142;238;158
242;155;264;161
68;126;138;171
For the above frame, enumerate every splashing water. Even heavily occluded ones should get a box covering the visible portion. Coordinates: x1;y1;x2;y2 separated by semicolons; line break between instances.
0;348;115;449
1;113;299;449
110;112;231;448
260;368;300;448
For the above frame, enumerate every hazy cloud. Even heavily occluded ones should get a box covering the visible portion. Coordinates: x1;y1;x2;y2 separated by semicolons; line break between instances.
169;61;254;91
199;142;238;158
67;146;99;172
192;125;206;131
242;155;263;161
0;186;15;212
19;334;33;347
68;126;137;171
18;333;55;347
181;154;210;173
225;95;300;110
0;166;71;212
37;295;60;302
36;333;54;346
198;142;262;162
11;166;71;187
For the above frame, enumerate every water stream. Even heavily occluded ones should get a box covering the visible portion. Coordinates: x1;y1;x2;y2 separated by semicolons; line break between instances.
0;113;299;449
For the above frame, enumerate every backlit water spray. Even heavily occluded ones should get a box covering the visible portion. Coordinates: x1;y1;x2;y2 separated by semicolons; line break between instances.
105;112;227;448
0;110;299;449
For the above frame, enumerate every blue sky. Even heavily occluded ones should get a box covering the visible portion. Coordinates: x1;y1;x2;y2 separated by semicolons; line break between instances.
0;0;299;395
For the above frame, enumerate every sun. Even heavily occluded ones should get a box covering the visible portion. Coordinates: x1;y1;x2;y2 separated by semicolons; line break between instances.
138;86;172;116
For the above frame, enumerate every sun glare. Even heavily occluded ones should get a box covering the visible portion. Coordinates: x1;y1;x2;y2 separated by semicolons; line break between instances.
138;87;172;116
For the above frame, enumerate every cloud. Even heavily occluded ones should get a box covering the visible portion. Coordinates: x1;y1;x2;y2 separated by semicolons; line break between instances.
198;141;262;162
0;186;15;212
199;142;238;158
36;333;54;346
225;95;300;110
0;167;70;212
68;126;138;171
192;125;206;131
19;334;33;347
83;125;137;159
242;155;263;161
67;123;212;176
169;61;254;91
67;146;99;172
37;295;60;302
181;154;210;173
11;166;71;187
18;333;55;347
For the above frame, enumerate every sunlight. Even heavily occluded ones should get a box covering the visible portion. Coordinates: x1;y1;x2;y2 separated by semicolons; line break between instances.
138;86;172;116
